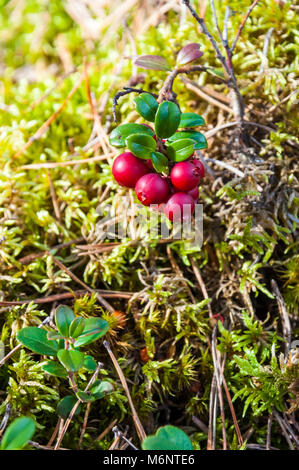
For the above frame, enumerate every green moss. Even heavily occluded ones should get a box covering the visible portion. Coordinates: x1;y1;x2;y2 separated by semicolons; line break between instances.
0;0;298;450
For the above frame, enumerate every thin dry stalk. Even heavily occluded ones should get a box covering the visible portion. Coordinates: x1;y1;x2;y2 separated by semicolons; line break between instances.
211;326;227;450
50;254;114;312
103;340;146;442
0;289;133;308
231;0;261;53
183;0;245;123
96;419;118;442
192;416;209;434
181;77;232;113
47;418;62;447
21;153;111;170
54;362;103;449
46;169;61;222
189;257;213;319
271;279;292;354
207;373;217;450
167;246;196;303
221;371;244;447
78;402;91;449
0;404;11;437
273;410;295;450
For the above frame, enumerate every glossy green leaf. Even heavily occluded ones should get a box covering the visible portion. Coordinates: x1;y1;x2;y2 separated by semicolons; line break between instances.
126;133;156;159
142;425;193;450
134;93;158;122
57;349;84;372
0;417;35;450
69;317;85;339
74;318;109;348
179;112;205;128
42;361;68;378
167;130;207;150
109;123;154;148
83;355;98;371
76;391;96;403
166;139;195;162
155;101;181;139
151;151;169;174
47;331;63;341
57;395;81;419
55;305;75;337
17;327;59;356
90;380;114;399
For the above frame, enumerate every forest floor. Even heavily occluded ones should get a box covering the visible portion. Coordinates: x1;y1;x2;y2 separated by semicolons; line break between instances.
0;0;298;450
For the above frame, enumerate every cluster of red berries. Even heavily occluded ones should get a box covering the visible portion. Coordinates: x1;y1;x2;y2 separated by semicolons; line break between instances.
112;152;204;220
112;148;204;221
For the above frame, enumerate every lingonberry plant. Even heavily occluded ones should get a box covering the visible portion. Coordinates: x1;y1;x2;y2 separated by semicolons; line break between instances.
109;43;208;222
16;305;113;406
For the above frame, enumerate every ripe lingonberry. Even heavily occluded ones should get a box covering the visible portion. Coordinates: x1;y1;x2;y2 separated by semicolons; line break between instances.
112;152;149;188
164;192;195;221
135;173;169;206
187;186;199;200
170;161;201;191
191;158;205;178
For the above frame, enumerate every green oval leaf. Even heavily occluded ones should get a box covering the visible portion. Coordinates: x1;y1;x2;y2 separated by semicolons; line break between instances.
179;112;205;128
55;305;75;337
90;380;114;399
167;130;207;149
42;360;68;378
134;55;170;71
151;151;169;174
155;101;181;139
142;425;193;450
126;134;156;159
0;417;35;450
69;317;85;339
109;123;154;148
76;391;96;403
47;331;63;341
166;138;196;162
17;327;59;356
83;355;98;372
74;318;109;348
57;395;81;419
57;349;84;372
134;93;158;122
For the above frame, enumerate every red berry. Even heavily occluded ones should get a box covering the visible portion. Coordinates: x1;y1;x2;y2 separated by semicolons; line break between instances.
191;158;205;178
139;347;150;363
164;192;195;221
188;186;199;200
170;161;201;191
135;173;169;206
112;152;149;188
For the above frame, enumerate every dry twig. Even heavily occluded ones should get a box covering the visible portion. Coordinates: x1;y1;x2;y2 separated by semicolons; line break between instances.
103;340;146;442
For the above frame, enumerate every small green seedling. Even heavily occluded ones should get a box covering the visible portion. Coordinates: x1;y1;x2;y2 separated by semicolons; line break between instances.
16;305;113;405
